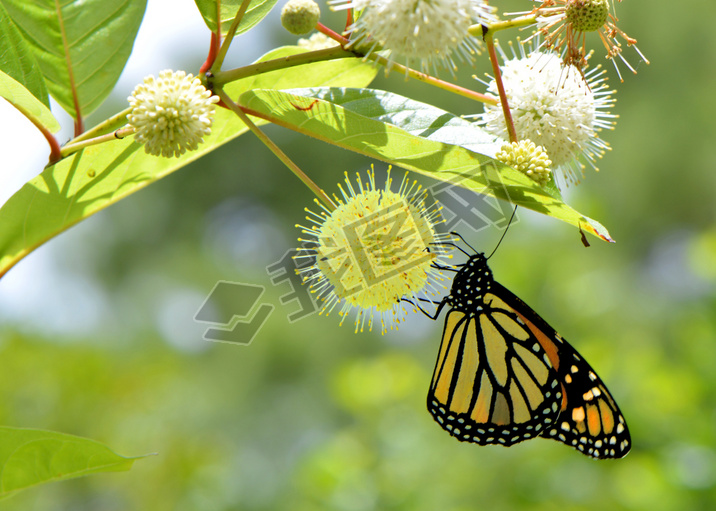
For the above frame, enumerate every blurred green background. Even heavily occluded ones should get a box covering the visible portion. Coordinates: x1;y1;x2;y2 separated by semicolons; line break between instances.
2;0;716;509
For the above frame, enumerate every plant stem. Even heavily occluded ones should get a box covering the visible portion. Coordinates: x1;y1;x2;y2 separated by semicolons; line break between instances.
470;10;540;124
484;33;517;143
318;22;497;105
69;107;132;143
471;13;539;38
211;0;253;73
367;53;498;105
315;22;347;43
10;101;62;164
59;127;135;158
215;88;337;211
201;31;221;73
344;7;353;31
214;41;497;106
213;45;354;85
200;1;223;72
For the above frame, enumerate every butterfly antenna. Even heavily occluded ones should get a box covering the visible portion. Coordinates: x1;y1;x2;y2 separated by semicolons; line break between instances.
449;231;477;255
487;206;517;260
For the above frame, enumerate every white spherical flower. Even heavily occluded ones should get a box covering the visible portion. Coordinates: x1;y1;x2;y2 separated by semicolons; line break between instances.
127;70;219;158
296;168;451;333
332;0;496;73
478;49;615;187
298;32;337;50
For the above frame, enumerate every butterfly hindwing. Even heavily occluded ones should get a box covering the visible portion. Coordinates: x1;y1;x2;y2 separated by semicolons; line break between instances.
541;340;631;459
490;281;631;459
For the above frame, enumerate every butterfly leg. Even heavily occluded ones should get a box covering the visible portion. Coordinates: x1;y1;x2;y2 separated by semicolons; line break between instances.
401;297;446;320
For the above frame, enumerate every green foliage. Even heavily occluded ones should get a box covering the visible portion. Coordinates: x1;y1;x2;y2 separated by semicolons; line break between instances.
0;47;376;278
240;87;612;240
0;427;143;500
4;0;715;509
195;0;280;35
0;107;247;278
223;47;378;95
0;71;60;133
0;0;147;117
0;2;49;107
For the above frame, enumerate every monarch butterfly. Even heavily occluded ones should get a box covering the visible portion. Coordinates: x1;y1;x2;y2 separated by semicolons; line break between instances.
423;241;630;459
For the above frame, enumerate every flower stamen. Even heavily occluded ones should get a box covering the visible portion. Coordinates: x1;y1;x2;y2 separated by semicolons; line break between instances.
477;43;616;187
296;167;451;333
127;70;219;158
526;0;648;81
331;0;496;75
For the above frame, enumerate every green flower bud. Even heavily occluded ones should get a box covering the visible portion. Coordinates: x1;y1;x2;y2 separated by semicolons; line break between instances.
281;0;320;35
565;0;609;33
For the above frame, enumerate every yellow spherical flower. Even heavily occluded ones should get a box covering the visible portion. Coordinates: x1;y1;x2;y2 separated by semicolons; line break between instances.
297;168;450;333
127;70;219;158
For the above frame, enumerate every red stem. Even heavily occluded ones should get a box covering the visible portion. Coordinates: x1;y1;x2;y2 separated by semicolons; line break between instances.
485;36;517;143
45;128;62;165
316;22;349;45
201;32;221;73
73;117;84;138
201;1;222;73
55;0;84;136
11;101;63;164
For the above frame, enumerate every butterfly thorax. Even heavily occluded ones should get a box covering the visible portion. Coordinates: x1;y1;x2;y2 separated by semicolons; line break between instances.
445;253;493;314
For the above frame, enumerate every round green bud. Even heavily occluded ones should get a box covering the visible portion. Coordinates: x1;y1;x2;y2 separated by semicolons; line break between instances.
281;0;321;35
565;0;610;33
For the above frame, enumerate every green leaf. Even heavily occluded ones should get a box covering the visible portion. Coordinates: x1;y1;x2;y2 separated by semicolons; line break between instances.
0;427;146;500
0;2;49;107
0;47;376;278
223;47;378;99
0;0;147;118
195;0;279;36
238;87;613;242
0;108;247;279
0;70;60;133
